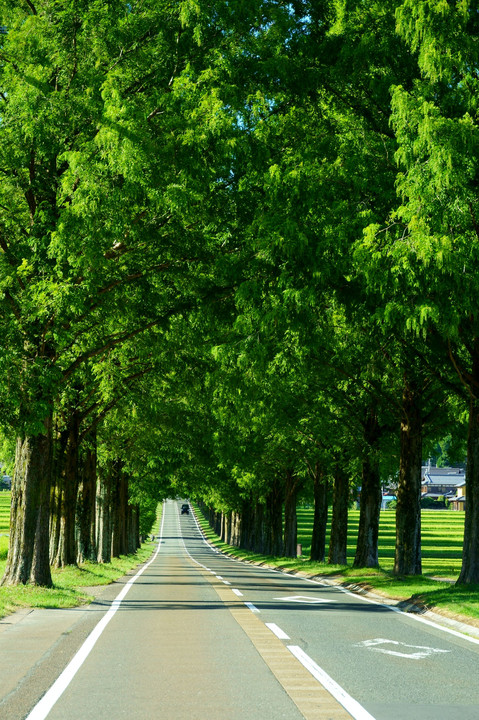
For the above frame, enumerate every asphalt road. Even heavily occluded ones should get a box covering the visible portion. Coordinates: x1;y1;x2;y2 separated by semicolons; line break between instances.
2;499;479;719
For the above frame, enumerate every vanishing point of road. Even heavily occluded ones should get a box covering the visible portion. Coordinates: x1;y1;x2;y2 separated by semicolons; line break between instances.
1;499;479;719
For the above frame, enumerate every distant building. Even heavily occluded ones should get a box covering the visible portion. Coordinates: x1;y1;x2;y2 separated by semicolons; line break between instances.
421;466;465;506
449;481;466;511
1;476;11;489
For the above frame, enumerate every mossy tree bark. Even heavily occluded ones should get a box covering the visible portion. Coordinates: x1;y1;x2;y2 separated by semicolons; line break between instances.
1;417;53;587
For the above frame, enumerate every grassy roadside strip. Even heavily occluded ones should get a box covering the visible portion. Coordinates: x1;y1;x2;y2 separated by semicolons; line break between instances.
0;501;163;620
192;505;479;627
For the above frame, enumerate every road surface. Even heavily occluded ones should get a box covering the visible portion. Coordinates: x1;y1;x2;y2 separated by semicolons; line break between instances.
2;499;479;719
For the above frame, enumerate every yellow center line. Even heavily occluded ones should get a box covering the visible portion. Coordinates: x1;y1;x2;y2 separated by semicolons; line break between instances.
195;564;353;720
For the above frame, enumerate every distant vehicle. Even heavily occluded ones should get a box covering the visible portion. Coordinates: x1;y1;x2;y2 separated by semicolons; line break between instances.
181;504;189;515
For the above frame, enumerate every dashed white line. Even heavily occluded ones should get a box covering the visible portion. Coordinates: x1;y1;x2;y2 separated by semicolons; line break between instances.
232;589;243;597
222;580;231;585
265;623;290;640
245;602;260;614
287;646;376;720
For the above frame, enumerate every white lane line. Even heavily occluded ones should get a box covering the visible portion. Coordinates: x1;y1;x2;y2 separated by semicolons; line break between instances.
245;602;260;614
216;575;223;580
287;646;376;720
189;505;479;645
26;506;167;720
265;623;290;640
222;580;231;585
232;589;243;597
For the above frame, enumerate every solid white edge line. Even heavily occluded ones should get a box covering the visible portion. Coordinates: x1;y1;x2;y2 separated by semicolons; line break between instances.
244;602;260;614
189;506;479;646
25;505;167;720
287;645;376;720
265;622;290;640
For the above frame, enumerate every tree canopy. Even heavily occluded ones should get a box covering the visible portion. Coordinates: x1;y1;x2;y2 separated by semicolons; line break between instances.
0;0;478;586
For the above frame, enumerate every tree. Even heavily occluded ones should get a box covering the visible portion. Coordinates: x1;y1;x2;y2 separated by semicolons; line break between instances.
0;0;239;585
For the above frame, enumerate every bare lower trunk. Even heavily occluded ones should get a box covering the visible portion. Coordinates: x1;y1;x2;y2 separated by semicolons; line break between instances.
265;478;283;556
96;467;112;563
328;463;349;565
127;504;139;553
283;470;298;558
1;419;53;587
394;378;422;575
111;467;128;558
230;511;241;546
76;441;97;563
252;502;266;553
354;409;381;569
310;463;328;562
458;341;479;584
51;412;80;568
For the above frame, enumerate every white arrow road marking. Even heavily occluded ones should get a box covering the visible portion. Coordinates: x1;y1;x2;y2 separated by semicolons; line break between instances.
355;638;451;660
273;595;334;604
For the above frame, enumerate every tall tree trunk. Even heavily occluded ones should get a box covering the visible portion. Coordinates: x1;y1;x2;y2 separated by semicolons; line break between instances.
354;409;382;568
111;466;128;558
240;499;253;550
283;470;298;558
1;418;53;587
131;505;140;551
328;462;349;565
265;478;283;556
49;424;68;565
252;501;266;553
394;378;422;575
214;511;222;536
96;466;112;564
458;340;479;584
51;411;81;568
310;463;328;562
76;439;97;564
231;511;241;547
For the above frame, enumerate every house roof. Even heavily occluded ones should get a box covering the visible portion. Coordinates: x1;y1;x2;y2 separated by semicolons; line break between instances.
422;471;465;487
421;466;464;479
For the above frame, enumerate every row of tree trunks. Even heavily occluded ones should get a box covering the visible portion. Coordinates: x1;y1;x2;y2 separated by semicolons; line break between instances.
50;411;81;568
354;408;382;569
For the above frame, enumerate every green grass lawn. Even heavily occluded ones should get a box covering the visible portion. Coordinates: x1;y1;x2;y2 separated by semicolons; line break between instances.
0;493;161;619
194;505;479;626
297;508;465;578
0;491;10;534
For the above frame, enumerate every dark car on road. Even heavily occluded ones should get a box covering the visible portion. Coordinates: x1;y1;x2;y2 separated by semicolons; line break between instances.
181;504;189;515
